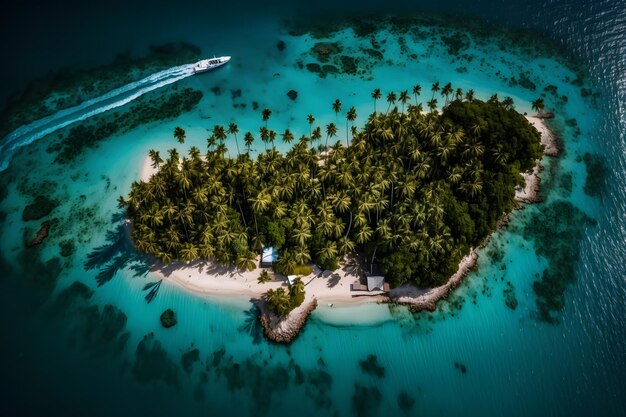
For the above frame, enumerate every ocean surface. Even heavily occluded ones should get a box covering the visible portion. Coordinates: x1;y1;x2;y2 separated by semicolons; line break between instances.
0;1;624;416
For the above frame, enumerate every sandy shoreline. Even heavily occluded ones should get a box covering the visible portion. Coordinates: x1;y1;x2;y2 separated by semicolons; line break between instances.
137;115;557;342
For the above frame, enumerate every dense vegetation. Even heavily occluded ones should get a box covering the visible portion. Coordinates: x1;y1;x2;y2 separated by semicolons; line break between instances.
123;85;542;287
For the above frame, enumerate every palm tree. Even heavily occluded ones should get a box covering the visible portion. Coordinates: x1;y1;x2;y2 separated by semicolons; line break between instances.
307;114;315;137
236;251;257;272
531;98;545;115
441;82;453;106
427;99;438;112
174;126;186;144
412;84;422;104
399;90;410;113
501;96;514;110
386;91;397;114
325;122;337;150
465;89;475;103
262;108;272;128
179;242;198;262
371;88;382;113
431;82;440;100
332;99;342;121
282;128;294;145
346;106;357;145
244;131;254;153
290;277;305;299
148;149;164;169
228;122;240;156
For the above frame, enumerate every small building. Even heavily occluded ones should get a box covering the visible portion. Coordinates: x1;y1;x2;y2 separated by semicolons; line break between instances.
286;275;298;286
260;247;278;268
366;275;389;292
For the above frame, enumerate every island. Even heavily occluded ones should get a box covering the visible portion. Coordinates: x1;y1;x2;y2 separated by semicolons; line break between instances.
121;87;555;343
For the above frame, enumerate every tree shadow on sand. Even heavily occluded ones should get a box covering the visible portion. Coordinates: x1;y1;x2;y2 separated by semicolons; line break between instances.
84;211;157;301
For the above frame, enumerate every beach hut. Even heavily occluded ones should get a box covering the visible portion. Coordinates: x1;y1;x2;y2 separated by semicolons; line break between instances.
260;246;278;268
286;275;298;286
366;275;386;291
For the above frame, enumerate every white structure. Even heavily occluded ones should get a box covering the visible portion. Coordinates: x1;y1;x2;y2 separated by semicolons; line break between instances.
366;275;386;292
260;247;278;268
192;56;231;73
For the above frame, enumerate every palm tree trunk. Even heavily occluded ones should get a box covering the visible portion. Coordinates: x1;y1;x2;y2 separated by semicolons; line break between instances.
370;245;378;274
345;211;353;238
237;201;247;228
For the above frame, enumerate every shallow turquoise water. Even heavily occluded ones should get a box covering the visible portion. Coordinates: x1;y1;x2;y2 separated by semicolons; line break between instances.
1;2;624;416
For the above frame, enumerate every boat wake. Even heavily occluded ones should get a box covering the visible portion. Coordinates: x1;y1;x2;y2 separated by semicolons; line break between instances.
0;63;196;172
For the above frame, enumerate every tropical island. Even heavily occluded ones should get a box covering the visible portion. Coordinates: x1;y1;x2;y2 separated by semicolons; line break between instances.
122;85;551;343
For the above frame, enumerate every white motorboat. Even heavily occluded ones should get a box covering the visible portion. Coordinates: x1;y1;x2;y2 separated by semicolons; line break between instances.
192;56;231;73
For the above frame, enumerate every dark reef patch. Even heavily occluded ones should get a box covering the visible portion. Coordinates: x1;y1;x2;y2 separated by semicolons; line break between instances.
305;369;333;409
358;354;386;378
312;42;342;62
22;195;59;221
133;333;179;387
352;383;382;417
520;200;596;323
397;391;416;412
181;347;200;374
580;152;607;197
59;239;76;257
454;361;467;374
18;248;62;295
503;281;518;310
441;31;470;55
48;282;129;355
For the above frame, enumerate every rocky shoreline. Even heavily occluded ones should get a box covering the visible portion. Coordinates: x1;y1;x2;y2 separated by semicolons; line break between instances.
387;252;480;312
257;298;318;344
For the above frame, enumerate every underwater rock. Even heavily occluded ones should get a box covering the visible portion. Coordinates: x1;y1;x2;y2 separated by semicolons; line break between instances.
160;308;177;328
287;89;298;101
22;195;59;221
26;221;50;247
454;361;467;374
358;354;386;378
276;40;286;51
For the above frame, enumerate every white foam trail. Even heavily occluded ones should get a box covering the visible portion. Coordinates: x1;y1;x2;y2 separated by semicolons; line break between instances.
0;64;195;172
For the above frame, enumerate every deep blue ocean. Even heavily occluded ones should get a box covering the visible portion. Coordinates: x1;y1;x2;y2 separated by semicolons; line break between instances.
0;1;624;416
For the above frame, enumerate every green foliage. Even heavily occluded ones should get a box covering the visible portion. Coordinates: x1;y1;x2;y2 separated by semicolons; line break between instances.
292;265;313;276
264;280;305;316
126;90;541;288
258;270;271;284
